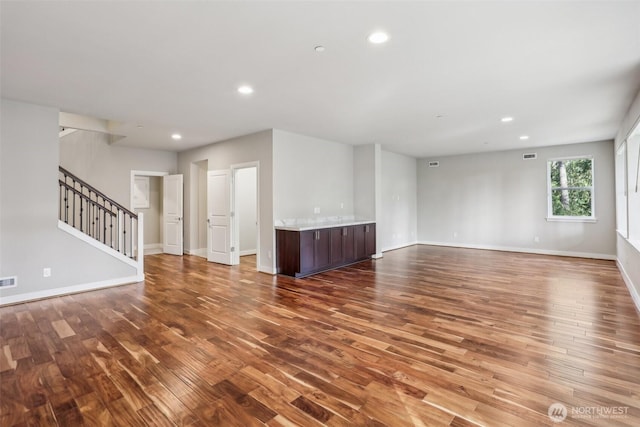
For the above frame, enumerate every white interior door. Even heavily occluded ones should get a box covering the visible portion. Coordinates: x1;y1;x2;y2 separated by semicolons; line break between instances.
163;174;183;255
207;170;233;265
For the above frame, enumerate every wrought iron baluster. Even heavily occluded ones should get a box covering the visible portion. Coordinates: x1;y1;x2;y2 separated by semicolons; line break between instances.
102;205;106;244
58;167;138;259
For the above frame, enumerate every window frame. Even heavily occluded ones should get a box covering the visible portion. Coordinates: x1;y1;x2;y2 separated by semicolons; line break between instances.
546;155;596;223
615;142;628;237
626;126;640;249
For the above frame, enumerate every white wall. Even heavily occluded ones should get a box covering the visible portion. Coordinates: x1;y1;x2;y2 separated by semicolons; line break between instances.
615;88;640;311
353;144;383;257
417;140;616;258
178;130;274;273
354;145;376;221
236;167;257;255
381;150;417;251
0;99;137;304
59;129;177;208
273;130;354;221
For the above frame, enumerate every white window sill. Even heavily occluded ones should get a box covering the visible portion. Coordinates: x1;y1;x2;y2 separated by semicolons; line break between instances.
546;217;597;223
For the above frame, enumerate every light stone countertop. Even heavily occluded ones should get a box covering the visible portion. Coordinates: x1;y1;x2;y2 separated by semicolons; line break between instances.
274;219;375;232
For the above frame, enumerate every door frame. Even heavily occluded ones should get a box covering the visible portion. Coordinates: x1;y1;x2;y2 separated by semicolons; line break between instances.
231;161;260;270
130;170;169;256
189;160;209;258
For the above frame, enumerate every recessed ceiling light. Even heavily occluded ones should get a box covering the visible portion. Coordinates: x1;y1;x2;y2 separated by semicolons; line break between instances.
171;133;182;140
368;31;389;44
314;45;326;52
501;117;513;122
237;85;254;95
520;135;529;140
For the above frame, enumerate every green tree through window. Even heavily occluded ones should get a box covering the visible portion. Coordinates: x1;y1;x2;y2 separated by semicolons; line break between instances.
548;157;594;217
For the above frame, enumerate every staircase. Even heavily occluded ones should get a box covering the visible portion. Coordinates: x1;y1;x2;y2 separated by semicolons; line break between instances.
58;166;144;277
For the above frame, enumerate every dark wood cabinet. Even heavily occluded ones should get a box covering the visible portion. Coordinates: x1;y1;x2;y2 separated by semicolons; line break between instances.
317;229;331;269
277;223;375;278
305;229;330;271
330;226;355;265
299;230;315;272
354;223;376;261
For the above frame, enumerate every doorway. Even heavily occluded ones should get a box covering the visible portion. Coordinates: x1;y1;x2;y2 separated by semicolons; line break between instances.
131;171;167;255
200;162;260;271
191;160;209;258
130;170;184;256
233;165;258;269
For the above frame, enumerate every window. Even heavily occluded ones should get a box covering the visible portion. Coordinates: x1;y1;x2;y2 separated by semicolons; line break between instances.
547;156;595;221
615;142;627;236
627;125;640;244
615;120;640;251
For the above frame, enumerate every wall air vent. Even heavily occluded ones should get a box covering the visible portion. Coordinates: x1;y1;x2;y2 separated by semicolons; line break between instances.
0;276;17;288
428;161;440;167
523;153;537;160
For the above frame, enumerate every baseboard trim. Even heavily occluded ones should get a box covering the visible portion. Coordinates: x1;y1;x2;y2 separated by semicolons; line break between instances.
259;265;276;275
616;260;640;314
382;241;418;253
184;248;207;258
417;241;616;261
240;249;257;256
0;275;141;306
144;243;163;255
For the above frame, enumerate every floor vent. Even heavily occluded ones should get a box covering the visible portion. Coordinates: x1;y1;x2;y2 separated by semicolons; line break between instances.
0;276;17;288
428;161;440;167
523;153;537;160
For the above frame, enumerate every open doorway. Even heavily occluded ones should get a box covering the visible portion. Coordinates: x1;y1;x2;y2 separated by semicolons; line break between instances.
131;170;184;256
191;160;209;258
131;171;168;255
202;162;260;270
234;166;258;270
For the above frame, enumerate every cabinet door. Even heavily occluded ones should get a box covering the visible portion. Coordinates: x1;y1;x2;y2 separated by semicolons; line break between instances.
343;226;355;262
330;228;344;264
355;223;375;260
354;225;366;260
364;223;376;256
315;229;331;269
300;230;316;273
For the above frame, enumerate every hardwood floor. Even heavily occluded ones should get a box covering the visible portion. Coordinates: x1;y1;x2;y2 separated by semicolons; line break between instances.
1;245;639;426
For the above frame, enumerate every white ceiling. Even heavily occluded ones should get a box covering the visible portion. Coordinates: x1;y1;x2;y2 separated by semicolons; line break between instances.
2;1;639;158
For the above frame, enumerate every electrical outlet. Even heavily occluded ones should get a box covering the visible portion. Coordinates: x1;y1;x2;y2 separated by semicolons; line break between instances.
267;250;272;259
313;207;320;214
453;232;458;238
534;236;540;243
340;202;344;209
43;268;52;278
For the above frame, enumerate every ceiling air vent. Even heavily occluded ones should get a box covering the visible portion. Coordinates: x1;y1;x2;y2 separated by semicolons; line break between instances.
0;276;17;288
428;161;440;167
523;153;537;160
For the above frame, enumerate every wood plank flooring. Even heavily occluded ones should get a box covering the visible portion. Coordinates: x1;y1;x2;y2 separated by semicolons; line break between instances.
1;245;639;426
